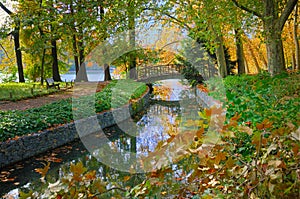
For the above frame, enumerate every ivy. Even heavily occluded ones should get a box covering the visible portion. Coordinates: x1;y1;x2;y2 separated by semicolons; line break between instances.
0;80;147;142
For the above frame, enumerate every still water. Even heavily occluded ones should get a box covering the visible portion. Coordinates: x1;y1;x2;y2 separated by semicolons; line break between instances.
61;69;118;82
1;79;199;198
0;68;117;83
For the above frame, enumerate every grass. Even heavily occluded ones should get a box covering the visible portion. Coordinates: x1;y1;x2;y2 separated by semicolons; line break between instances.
0;82;72;101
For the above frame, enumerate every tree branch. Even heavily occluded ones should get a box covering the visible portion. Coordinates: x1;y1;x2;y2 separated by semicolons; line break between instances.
231;0;263;18
0;2;13;15
0;43;11;59
143;7;191;30
277;0;298;31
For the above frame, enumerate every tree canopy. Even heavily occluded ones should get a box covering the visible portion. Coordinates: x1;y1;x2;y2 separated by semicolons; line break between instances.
0;0;299;81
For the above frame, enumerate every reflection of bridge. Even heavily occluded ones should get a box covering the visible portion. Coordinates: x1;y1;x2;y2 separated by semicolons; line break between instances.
148;100;181;115
136;64;185;83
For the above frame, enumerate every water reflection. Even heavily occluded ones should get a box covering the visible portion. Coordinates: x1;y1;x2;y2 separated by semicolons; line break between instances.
1;79;199;198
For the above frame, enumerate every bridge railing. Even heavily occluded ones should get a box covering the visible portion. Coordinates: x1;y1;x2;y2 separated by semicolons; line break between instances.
136;64;185;80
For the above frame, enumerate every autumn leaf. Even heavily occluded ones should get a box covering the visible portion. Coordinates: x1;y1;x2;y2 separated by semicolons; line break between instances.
225;157;236;168
231;112;241;120
84;170;96;180
19;190;34;199
291;144;299;155
93;179;106;194
70;162;87;182
204;108;212;117
252;131;261;151
123;176;131;182
196;128;204;138
214;152;227;165
197;84;209;92
256;119;273;130
35;162;50;177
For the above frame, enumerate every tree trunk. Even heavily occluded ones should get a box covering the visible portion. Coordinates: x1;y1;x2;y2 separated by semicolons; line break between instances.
70;2;80;75
215;35;227;78
263;0;293;75
128;1;137;79
234;29;246;74
72;34;80;74
244;56;250;74
253;42;268;70
104;63;112;81
233;0;298;75
294;3;300;70
38;27;46;85
263;3;285;75
13;25;25;82
265;27;286;75
100;4;112;81
248;42;261;73
0;2;25;82
77;28;88;82
291;53;296;70
40;48;46;85
51;39;62;81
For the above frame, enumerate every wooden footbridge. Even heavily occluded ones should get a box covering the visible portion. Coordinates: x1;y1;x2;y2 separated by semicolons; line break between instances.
136;64;185;83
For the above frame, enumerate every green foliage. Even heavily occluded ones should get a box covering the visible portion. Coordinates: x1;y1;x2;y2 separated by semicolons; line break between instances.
221;72;300;128
5;72;299;199
0;80;147;142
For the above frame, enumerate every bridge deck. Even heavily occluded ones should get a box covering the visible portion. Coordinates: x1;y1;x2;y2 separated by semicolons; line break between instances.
136;64;184;82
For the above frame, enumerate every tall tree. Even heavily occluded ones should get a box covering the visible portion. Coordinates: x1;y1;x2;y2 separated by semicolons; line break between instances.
0;2;25;82
99;3;112;81
232;0;298;75
294;2;299;70
49;1;62;82
234;28;246;74
127;0;137;79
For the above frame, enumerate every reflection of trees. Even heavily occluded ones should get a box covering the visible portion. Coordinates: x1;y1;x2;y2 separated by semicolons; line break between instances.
8;82;196;196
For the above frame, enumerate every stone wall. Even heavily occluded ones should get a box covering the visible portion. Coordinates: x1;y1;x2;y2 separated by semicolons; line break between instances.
0;88;150;168
195;88;222;108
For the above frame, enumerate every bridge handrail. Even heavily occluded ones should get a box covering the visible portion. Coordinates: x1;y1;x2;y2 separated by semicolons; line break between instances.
136;64;185;80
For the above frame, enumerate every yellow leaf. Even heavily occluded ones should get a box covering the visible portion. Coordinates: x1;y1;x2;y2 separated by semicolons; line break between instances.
84;170;96;180
215;152;227;165
196;128;204;138
70;162;87;182
34;162;50;177
225;157;236;168
123;176;131;182
161;191;167;195
93;179;106;193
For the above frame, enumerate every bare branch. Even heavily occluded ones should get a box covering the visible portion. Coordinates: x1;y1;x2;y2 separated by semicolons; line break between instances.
0;43;11;59
143;7;191;30
0;2;13;15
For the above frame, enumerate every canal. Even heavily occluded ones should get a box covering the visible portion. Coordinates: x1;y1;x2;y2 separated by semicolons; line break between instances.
1;79;201;198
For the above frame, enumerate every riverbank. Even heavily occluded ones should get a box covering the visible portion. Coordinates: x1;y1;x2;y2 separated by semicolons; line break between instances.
0;84;150;168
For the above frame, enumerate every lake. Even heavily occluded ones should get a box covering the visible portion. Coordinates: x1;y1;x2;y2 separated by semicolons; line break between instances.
0;69;117;83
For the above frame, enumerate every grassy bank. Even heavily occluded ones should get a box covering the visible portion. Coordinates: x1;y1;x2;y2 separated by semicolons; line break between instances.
0;79;147;142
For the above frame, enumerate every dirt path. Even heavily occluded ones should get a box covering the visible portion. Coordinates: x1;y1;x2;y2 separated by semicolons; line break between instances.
0;81;110;111
0;90;74;111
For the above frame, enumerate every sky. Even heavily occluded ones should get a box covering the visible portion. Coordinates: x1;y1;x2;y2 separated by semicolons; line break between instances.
0;0;15;27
